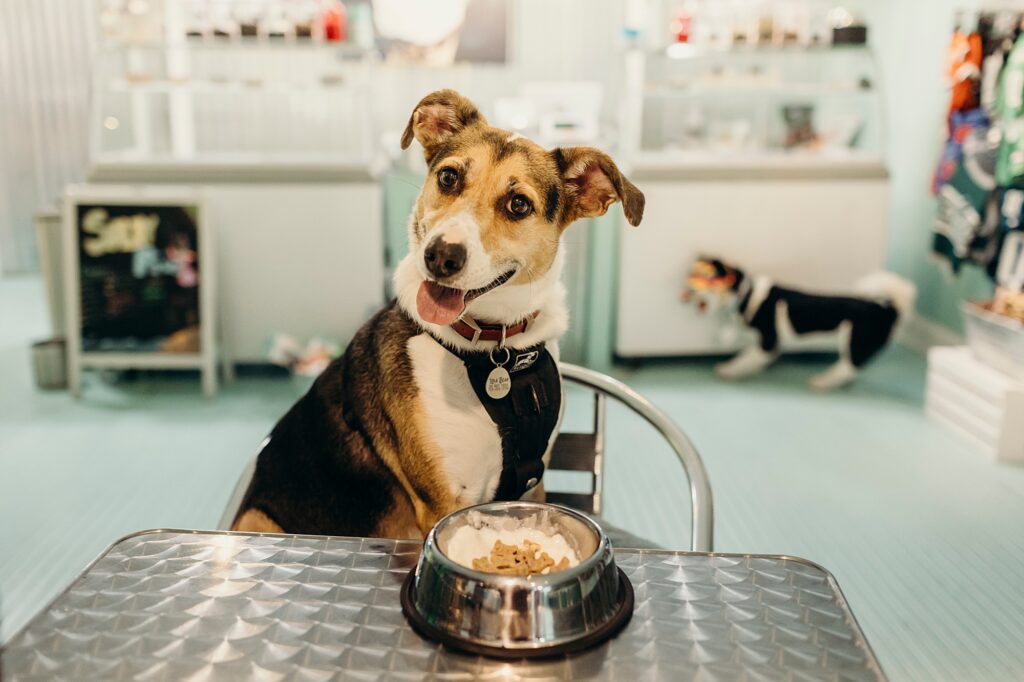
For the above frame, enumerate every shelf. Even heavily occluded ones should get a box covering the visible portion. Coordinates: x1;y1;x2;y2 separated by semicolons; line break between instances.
644;83;872;98
107;78;364;94
630;149;888;181
654;43;872;60
88;153;377;183
99;39;375;58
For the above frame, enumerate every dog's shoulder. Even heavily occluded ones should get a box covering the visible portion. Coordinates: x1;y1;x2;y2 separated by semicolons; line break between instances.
314;300;420;388
241;301;429;536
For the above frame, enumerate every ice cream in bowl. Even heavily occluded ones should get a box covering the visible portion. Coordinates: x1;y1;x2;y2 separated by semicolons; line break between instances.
400;501;634;658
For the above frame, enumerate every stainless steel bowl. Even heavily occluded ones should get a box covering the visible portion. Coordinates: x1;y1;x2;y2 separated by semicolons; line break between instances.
400;501;633;658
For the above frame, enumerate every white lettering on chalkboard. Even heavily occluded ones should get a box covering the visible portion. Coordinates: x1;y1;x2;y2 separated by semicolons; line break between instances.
82;208;160;257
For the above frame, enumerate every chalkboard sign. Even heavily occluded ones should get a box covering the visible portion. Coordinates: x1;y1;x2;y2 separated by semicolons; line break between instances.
77;203;201;352
64;186;218;397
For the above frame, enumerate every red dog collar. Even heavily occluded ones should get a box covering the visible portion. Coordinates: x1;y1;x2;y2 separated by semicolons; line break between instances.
450;312;539;344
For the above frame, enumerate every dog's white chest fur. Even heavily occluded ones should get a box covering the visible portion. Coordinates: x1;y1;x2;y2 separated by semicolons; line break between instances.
407;334;503;504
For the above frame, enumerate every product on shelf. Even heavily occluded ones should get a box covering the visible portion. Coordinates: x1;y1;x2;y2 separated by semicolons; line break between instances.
665;1;848;49
672;8;692;43
323;1;347;42
781;104;818;149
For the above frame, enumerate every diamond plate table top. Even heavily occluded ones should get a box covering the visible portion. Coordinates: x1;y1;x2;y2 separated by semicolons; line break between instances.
0;530;885;682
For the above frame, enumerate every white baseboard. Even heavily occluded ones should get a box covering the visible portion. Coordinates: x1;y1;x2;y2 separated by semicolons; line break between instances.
899;313;965;353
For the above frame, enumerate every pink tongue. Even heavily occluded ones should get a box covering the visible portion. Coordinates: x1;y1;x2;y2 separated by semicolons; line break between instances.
417;281;466;325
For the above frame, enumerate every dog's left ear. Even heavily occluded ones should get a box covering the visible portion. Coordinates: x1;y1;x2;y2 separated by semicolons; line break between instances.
400;89;486;163
555;147;645;227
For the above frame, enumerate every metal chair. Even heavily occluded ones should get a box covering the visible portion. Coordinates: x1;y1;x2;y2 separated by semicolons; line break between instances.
551;363;713;552
219;363;714;552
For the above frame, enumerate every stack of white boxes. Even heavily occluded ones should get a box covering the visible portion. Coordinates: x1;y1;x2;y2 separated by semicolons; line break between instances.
925;346;1024;462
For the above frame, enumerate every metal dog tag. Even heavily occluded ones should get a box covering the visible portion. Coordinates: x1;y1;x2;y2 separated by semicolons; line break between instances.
486;366;512;399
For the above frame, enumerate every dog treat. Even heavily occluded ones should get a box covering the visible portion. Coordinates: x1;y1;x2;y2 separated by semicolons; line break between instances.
445;513;580;573
472;539;571;576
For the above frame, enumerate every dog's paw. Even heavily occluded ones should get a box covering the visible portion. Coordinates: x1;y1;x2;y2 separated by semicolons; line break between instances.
807;373;852;392
808;363;857;392
807;375;835;392
714;362;744;381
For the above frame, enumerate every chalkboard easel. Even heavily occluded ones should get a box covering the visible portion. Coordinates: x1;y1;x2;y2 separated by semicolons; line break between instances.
63;185;220;398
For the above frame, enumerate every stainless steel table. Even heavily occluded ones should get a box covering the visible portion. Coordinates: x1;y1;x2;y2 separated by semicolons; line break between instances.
1;530;886;681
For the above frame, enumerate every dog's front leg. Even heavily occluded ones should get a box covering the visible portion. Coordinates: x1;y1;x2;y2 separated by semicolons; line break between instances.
715;344;777;380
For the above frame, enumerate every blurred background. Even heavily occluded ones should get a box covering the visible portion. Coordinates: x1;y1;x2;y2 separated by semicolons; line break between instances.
2;0;1024;679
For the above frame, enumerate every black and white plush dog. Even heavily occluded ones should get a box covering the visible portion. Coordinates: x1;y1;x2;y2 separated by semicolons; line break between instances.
684;257;916;391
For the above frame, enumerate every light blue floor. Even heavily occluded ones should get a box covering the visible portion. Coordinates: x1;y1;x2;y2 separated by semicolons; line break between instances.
3;274;1024;680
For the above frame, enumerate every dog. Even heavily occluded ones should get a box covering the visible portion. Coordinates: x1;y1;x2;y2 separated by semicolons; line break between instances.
232;90;644;538
684;257;916;391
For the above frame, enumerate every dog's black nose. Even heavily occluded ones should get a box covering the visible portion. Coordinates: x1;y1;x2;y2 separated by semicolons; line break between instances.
424;238;467;279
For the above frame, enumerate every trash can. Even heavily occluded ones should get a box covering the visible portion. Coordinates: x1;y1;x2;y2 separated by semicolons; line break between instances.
34;208;65;338
32;338;68;390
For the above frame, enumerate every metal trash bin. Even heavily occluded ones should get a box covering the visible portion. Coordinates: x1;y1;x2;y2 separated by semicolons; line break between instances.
31;338;68;390
34;209;65;338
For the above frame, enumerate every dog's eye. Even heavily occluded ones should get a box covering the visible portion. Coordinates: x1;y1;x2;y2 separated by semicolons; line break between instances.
437;167;459;191
507;194;533;219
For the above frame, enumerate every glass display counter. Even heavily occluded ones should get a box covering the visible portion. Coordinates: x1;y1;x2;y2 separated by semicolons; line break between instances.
616;7;890;358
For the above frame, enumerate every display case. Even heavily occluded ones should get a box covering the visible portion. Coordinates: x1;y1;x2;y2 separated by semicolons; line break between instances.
90;0;378;180
633;45;884;172
621;0;884;175
616;1;890;358
82;1;386;365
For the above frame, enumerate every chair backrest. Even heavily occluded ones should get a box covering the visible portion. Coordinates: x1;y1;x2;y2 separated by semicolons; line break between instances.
556;363;714;552
219;365;714;551
544;391;606;515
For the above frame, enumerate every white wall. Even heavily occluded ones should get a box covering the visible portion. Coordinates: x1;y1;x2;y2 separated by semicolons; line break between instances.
0;0;96;274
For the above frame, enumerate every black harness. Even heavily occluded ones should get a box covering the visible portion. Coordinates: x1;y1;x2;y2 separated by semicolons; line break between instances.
437;340;562;501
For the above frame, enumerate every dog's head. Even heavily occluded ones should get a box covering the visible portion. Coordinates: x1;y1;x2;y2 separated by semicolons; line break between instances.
682;256;744;313
397;89;644;328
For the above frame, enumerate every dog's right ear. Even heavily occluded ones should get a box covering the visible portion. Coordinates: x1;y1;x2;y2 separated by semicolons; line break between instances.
400;89;486;163
555;147;645;227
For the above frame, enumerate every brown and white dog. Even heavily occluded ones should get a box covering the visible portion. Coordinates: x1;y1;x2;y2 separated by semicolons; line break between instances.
232;90;644;538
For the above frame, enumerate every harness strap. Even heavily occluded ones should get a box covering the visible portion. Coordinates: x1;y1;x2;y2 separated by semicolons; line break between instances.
463;347;560;500
429;337;561;501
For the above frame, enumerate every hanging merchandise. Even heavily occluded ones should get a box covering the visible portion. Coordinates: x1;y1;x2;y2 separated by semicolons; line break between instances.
934;172;988;275
945;27;983;117
933;108;990;194
932;109;995;274
995;31;1024;186
933;12;1024;280
978;12;1020;113
973;188;1024;280
671;7;693;43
